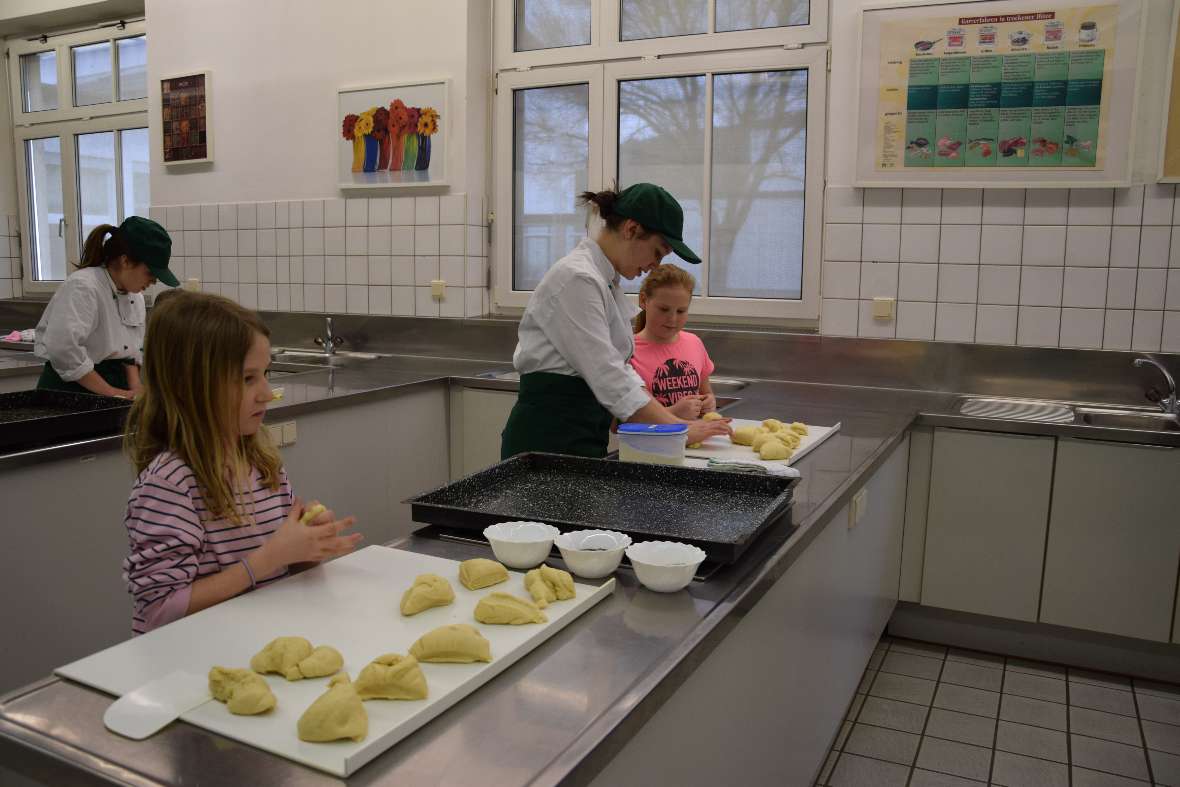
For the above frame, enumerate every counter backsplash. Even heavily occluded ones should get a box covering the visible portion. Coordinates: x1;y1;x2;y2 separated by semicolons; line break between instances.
0;216;20;300
823;184;1180;353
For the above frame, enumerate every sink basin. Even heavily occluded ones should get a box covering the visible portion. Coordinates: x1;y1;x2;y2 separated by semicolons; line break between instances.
270;349;380;367
957;397;1074;424
1074;407;1180;432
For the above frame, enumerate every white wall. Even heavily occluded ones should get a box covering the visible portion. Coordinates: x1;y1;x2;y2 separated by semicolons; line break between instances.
146;0;482;205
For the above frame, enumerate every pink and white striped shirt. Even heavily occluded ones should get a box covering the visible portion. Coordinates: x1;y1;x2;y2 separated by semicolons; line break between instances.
122;451;293;635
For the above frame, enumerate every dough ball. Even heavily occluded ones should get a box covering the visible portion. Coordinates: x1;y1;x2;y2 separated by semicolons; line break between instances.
409;624;493;663
789;421;809;436
751;432;776;452
774;431;801;450
295;645;344;679
762;419;785;432
400;573;455;616
250;636;313;680
474;592;547;625
458;558;509;590
300;503;327;525
758;440;792;461
701;411;723;422
297;673;368;743
354;653;428;701
524;565;575;609
686;442;702;449
208;667;276;716
731;425;758;446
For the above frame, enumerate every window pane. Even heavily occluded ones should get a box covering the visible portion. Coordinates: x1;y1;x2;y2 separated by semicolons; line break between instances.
617;76;705;293
25;138;67;281
116;36;147;100
716;0;809;32
77;131;117;247
21;52;58;112
516;0;591;51
709;70;808;299
73;41;113;106
513;84;590;291
621;0;706;41
121;129;150;219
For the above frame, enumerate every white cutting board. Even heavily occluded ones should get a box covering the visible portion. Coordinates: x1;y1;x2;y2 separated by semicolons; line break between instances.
684;419;841;465
56;546;615;777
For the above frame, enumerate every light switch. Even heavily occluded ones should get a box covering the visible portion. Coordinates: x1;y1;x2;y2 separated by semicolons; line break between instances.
872;297;895;320
265;424;284;446
281;421;298;446
183;278;201;291
431;279;446;299
849;488;869;528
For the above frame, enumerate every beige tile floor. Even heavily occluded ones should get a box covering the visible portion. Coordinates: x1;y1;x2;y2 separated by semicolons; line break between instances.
818;636;1180;787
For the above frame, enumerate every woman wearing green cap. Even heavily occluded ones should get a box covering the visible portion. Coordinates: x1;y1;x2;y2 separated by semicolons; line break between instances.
34;216;177;398
501;183;731;459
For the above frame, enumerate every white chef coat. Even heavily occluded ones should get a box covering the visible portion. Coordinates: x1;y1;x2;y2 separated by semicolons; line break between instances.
34;266;146;382
513;237;652;420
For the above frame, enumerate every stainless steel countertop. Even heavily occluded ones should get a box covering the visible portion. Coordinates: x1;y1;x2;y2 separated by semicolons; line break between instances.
0;347;42;379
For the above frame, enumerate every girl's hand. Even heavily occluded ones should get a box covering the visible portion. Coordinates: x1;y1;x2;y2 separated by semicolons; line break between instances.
669;395;705;419
261;498;362;570
700;393;717;413
686;418;732;446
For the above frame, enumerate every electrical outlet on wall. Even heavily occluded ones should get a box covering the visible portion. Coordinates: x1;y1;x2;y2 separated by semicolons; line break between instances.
849;488;869;529
431;279;445;300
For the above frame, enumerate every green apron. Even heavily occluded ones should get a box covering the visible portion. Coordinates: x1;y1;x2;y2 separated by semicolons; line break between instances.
501;372;614;460
37;358;131;395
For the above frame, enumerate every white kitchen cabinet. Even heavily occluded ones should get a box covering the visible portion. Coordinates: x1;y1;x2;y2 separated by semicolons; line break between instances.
1040;438;1180;643
900;425;932;602
448;385;517;479
921;428;1055;622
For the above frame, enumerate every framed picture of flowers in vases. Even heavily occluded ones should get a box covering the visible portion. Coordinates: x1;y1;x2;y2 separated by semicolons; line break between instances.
338;79;448;189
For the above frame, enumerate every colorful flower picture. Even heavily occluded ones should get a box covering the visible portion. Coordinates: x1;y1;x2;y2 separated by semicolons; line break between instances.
337;80;447;188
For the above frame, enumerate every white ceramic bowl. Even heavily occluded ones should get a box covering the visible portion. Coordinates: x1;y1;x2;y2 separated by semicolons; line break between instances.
482;521;560;569
554;529;632;579
625;541;707;593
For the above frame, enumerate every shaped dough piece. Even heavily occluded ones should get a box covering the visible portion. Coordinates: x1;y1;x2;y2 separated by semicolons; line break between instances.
751;432;776;452
295;645;344;680
701;411;723;422
409;624;493;663
458;558;509;590
789;421;809;436
772;431;801;450
686;442;702;449
208;667;276;716
758;440;792;461
475;592;548;625
400;573;455;616
250;636;313;680
297;673;368;743
300;503;327;525
731;425;758;446
524;564;575;609
762;418;785;432
354;653;428;701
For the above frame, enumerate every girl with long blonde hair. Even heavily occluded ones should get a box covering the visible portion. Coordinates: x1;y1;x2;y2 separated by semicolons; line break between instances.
121;292;360;634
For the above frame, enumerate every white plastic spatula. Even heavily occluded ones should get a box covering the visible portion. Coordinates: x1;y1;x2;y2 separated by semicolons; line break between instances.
103;670;211;739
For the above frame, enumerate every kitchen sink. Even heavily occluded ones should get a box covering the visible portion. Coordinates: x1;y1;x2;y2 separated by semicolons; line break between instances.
957;397;1075;424
1074;407;1180;432
271;349;382;366
478;370;749;393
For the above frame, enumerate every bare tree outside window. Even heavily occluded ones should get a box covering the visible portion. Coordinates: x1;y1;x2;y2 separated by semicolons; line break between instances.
516;0;592;51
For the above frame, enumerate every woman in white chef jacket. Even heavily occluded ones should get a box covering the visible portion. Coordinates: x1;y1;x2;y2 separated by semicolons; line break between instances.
501;183;731;459
35;216;177;398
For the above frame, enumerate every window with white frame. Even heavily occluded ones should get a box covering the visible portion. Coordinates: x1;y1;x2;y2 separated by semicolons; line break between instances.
493;1;826;320
8;20;148;293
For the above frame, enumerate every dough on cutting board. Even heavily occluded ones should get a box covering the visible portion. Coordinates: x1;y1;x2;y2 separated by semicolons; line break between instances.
208;667;276;715
762;418;785;432
701;411;723;422
297;673;368;743
295;645;344;679
524;564;575;609
354;653;428;701
789;422;809;436
300;503;327;525
250;636;313;680
400;573;455;616
758;440;792;461
686;442;702;449
731;425;758;446
773;431;801;450
751;432;777;452
475;592;547;625
458;558;509;590
409;624;493;663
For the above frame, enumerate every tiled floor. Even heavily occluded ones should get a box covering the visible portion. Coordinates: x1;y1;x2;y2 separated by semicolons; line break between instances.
817;636;1180;786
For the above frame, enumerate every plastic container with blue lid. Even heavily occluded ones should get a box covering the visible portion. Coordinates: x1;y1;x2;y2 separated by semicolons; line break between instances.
617;422;688;465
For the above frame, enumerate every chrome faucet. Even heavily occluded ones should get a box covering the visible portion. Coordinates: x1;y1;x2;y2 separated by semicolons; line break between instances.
314;316;344;356
1133;356;1178;415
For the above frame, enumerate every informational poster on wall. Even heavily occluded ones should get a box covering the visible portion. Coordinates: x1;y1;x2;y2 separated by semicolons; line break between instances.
855;0;1144;188
1159;9;1180;182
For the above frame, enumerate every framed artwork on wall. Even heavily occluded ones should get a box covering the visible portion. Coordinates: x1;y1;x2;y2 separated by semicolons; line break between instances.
854;0;1145;188
338;79;448;190
160;71;212;165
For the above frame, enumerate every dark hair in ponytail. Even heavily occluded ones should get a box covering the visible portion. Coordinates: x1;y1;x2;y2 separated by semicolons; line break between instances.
77;224;131;270
578;186;651;237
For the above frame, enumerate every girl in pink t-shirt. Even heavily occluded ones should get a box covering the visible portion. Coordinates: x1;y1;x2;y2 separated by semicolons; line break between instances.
629;265;716;420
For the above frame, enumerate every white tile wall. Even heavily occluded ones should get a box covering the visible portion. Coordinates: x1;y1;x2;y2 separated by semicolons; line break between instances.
137;195;488;318
821;185;1180;349
0;217;22;299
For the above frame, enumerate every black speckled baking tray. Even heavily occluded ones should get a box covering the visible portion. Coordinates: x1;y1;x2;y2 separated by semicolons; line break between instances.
406;453;797;563
0;389;131;454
